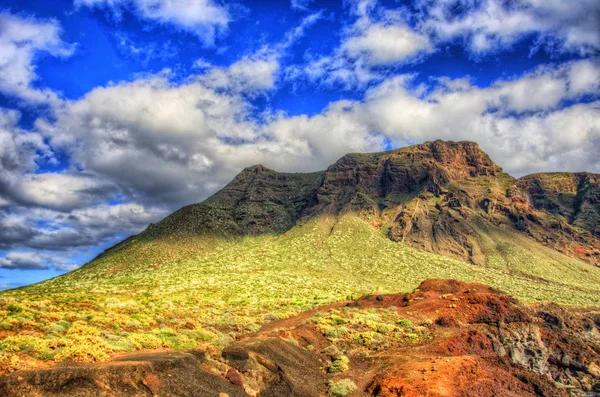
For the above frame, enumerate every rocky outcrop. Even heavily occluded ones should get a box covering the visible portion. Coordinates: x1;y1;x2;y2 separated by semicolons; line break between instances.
361;280;600;396
222;338;325;396
143;166;324;237
313;140;501;213
518;173;600;236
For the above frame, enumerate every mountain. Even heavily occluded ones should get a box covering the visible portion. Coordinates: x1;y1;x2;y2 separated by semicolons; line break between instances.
138;140;600;266
144;165;324;238
1;140;600;396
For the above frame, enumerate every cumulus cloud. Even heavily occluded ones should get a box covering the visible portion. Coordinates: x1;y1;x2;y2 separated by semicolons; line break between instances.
75;0;230;45
0;251;52;270
417;0;600;55
0;202;166;252
38;72;258;208
0;107;120;212
0;252;47;269
0;108;55;206
336;59;600;175
37;57;599;233
0;12;75;104
10;173;119;212
341;21;432;66
198;49;280;95
288;3;431;89
0;250;80;271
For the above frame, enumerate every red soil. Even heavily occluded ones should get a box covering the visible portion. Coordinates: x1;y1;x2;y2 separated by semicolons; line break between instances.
2;279;599;396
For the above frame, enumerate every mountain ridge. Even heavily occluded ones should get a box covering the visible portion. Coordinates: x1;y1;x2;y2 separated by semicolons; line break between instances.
137;140;600;267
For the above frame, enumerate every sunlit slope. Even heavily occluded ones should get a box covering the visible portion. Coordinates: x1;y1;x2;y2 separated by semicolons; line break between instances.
2;213;599;368
25;213;600;306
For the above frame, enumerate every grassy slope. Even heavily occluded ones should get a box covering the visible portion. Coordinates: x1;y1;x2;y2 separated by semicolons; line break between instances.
1;213;599;370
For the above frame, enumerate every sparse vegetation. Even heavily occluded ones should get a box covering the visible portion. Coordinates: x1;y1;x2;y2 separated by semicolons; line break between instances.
329;379;357;397
328;355;350;373
313;306;430;359
1;213;599;371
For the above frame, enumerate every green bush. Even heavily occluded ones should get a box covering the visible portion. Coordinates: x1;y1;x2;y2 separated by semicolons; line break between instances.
325;326;347;339
328;355;350;373
329;379;357;396
6;304;22;314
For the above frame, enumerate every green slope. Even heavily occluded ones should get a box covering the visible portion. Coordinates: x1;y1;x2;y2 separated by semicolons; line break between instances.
1;213;599;370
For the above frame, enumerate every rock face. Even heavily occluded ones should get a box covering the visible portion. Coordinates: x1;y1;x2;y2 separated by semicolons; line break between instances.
518;172;600;236
360;280;600;396
144;166;324;237
222;338;325;396
517;172;600;263
314;140;501;214
137;140;600;266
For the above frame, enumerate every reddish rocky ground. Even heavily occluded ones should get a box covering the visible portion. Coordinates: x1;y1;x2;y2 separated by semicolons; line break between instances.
1;279;599;396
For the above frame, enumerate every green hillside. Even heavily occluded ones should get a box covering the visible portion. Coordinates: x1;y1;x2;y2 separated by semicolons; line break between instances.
1;213;599;370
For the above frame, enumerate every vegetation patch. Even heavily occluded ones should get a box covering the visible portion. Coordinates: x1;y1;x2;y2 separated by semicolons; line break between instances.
1;213;599;371
329;379;357;397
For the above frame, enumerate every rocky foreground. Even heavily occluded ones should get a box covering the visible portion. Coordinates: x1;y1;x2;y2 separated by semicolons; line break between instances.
2;279;599;396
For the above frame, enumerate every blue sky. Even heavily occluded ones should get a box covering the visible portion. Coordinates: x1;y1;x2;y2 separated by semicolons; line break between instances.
0;0;599;289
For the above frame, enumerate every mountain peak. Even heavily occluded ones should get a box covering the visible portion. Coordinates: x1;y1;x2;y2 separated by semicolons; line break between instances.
240;164;274;174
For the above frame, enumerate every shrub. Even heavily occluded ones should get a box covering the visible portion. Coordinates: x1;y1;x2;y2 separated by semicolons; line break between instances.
329;379;357;397
397;319;412;327
128;333;162;349
6;304;22;314
325;326;347;339
323;344;343;359
328;355;350;373
55;336;112;362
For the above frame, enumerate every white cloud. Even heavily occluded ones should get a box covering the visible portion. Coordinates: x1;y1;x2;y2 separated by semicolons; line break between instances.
0;200;166;252
288;5;431;89
193;58;212;70
0;12;75;104
36;59;600;223
114;31;177;65
0;108;55;206
417;0;600;55
38;72;259;208
196;10;323;95
199;49;280;95
0;250;80;272
342;22;432;66
346;59;600;176
10;173;119;212
75;0;230;45
0;251;49;270
291;0;314;11
69;203;167;231
0;108;119;212
280;10;324;49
